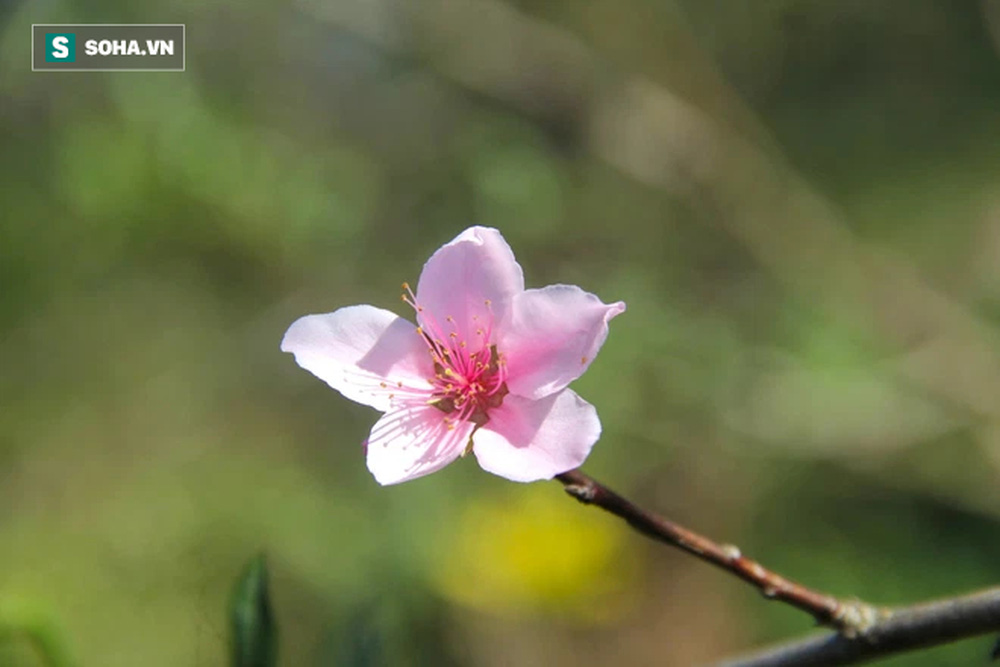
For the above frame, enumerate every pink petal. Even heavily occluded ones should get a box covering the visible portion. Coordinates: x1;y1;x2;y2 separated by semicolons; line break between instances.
366;406;476;485
415;226;524;344
499;285;626;400
281;305;433;412
472;389;601;482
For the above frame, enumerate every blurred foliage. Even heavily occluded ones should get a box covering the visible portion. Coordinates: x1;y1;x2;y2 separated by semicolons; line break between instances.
230;555;277;667
432;485;636;620
0;597;75;667
3;0;1000;665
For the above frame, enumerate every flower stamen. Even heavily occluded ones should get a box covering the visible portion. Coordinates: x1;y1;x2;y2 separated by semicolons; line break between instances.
400;282;509;434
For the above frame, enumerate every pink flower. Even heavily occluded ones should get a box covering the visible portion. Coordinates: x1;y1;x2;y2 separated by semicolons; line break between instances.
281;226;625;485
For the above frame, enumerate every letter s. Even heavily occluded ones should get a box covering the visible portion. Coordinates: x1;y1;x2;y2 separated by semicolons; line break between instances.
52;36;69;59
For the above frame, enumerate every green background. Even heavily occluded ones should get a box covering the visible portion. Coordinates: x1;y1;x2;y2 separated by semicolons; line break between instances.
3;1;1000;665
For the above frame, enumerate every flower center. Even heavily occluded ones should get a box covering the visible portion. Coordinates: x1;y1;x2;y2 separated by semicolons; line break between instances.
402;283;509;430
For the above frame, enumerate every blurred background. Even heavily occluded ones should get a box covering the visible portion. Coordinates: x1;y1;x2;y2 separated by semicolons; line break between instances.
3;1;1000;665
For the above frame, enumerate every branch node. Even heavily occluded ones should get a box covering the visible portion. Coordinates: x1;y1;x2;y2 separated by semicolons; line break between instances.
562;483;596;503
834;599;884;638
720;543;742;562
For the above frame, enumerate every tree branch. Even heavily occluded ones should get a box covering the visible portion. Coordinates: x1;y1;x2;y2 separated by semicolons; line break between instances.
555;469;1000;665
719;587;1000;666
555;469;880;634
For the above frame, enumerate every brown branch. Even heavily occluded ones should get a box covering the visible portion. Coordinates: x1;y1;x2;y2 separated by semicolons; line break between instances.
718;586;1000;666
555;469;881;634
556;469;1000;665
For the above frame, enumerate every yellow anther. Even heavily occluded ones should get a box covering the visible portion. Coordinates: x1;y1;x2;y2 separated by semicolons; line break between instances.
402;282;410;290
379;382;387;388
581;356;588;364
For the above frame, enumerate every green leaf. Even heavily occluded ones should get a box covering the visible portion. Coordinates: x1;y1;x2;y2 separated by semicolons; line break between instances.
230;554;278;667
0;597;75;667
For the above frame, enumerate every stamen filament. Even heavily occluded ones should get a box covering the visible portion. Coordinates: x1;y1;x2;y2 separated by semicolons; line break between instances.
400;282;509;430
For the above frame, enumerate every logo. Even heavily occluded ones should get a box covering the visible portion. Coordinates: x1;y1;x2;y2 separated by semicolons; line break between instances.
45;33;76;62
33;25;184;71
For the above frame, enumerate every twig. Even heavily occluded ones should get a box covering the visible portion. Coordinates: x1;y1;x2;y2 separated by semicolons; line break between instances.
554;469;880;634
718;586;1000;666
556;469;1000;665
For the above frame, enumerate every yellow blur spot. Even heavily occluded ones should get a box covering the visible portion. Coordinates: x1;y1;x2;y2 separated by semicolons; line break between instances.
431;485;636;622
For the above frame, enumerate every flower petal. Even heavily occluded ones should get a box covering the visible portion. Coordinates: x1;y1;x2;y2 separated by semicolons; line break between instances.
472;389;601;482
499;285;626;399
366;406;476;485
281;305;433;411
415;226;525;344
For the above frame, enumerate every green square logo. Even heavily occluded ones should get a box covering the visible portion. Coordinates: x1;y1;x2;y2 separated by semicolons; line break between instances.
45;33;76;62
